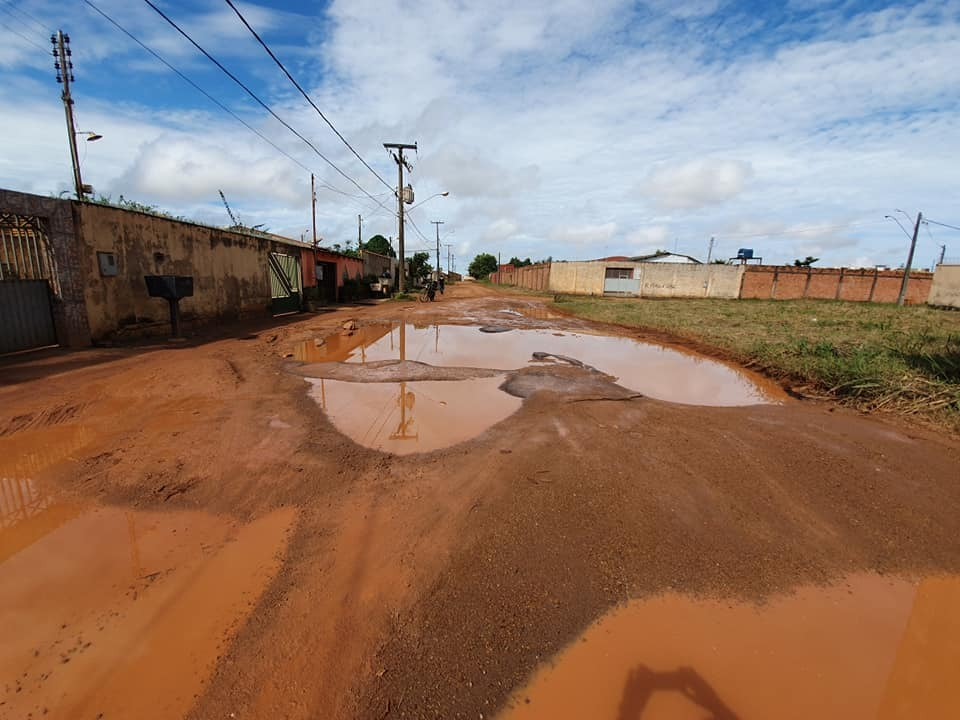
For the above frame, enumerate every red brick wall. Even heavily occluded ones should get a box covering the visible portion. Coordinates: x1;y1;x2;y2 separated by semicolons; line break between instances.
741;266;933;304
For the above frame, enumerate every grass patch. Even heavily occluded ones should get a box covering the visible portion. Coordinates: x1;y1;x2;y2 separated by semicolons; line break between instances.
552;296;960;431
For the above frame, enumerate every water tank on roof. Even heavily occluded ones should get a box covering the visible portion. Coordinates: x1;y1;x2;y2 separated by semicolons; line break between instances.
737;248;754;259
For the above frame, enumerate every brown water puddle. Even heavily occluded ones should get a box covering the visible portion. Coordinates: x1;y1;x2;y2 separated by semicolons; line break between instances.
311;323;781;406
500;573;960;720
0;504;296;719
307;376;522;455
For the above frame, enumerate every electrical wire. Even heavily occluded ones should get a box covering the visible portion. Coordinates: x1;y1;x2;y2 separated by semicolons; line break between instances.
141;0;394;217
83;0;384;212
926;219;960;233
0;0;48;34
222;0;394;193
0;19;47;52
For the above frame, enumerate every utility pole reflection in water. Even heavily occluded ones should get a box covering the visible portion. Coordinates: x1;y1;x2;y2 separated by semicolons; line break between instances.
390;322;418;442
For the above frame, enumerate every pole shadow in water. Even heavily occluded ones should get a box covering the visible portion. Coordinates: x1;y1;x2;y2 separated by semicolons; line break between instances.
617;665;739;720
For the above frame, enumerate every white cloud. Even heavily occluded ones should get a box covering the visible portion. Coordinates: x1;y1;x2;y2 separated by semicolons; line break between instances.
642;159;753;210
2;0;959;268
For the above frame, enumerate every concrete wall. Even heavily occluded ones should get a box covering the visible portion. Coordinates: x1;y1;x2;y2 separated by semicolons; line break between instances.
741;266;933;304
74;202;308;340
546;261;742;299
548;261;608;295
0;190;91;347
638;263;743;299
928;265;960;308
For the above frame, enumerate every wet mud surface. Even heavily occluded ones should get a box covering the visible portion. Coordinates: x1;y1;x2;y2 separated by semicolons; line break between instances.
2;282;960;720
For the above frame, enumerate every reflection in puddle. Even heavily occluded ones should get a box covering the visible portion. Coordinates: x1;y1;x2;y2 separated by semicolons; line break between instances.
0;505;296;719
318;323;779;406
0;423;97;480
308;376;522;455
293;324;395;363
500;573;960;720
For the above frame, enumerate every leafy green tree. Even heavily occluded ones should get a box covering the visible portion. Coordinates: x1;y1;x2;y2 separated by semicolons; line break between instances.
793;256;820;267
408;252;432;284
365;234;395;257
469;253;499;279
508;256;533;267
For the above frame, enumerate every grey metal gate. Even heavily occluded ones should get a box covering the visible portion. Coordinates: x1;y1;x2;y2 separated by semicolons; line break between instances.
603;266;640;295
1;212;60;353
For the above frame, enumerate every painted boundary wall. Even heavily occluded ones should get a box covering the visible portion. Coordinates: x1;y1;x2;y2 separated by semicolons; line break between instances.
928;265;960;308
75;202;320;339
545;261;743;299
741;265;932;304
491;263;550;290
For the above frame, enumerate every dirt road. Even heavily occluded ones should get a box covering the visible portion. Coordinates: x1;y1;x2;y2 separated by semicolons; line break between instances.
2;282;959;719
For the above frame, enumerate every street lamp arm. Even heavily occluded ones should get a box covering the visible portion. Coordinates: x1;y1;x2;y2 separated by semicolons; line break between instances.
884;215;912;240
407;191;449;212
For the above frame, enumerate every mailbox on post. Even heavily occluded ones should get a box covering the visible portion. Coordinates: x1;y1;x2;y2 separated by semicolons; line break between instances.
144;275;194;338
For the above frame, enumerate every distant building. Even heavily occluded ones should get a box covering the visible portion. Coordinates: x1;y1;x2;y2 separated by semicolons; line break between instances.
630;251;702;264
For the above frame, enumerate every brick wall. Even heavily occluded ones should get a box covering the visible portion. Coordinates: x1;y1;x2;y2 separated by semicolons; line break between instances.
741;266;933;304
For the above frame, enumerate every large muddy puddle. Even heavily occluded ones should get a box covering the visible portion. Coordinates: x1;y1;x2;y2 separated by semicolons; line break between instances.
500;573;960;720
297;322;780;454
308;376;522;455
0;479;296;719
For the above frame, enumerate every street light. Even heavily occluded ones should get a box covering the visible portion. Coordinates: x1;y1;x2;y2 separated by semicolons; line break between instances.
884;215;912;240
77;131;102;142
406;191;449;213
888;209;924;306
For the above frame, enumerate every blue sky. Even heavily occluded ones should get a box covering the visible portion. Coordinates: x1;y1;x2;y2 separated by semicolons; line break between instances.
1;0;959;269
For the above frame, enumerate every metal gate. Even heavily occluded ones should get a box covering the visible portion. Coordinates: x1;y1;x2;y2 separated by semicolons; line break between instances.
603;266;640;295
1;212;59;354
268;251;301;314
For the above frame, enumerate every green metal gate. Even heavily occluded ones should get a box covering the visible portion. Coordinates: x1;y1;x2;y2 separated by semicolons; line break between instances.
268;251;301;315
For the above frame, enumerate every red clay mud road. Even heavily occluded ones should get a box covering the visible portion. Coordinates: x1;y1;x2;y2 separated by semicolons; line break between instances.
2;282;960;719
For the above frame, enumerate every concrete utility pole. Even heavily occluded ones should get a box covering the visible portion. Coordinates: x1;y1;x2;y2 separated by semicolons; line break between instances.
311;173;317;248
938;244;946;266
383;142;417;292
707;236;715;264
445;243;453;273
52;30;84;201
431;220;444;278
357;214;362;250
897;211;922;307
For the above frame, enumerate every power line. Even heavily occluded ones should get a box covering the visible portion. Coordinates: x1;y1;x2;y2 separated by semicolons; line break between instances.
926;219;960;233
222;0;394;193
141;0;394;217
0;19;46;51
83;0;382;213
0;0;49;34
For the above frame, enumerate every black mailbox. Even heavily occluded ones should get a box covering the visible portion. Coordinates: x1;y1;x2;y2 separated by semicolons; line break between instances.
144;275;194;338
145;275;194;300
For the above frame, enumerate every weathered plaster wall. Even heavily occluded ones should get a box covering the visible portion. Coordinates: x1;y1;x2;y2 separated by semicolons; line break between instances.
638;263;743;299
928;265;960;308
548;261;607;295
74;203;300;339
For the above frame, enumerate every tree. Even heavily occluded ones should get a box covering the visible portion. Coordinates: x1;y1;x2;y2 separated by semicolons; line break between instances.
365;234;395;258
408;252;432;284
793;256;820;267
508;256;533;267
469;253;498;279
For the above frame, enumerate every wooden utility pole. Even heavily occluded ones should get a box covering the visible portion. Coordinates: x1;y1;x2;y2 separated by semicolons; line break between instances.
357;214;362;251
53;31;84;201
383;142;417;292
897;211;922;307
431;220;444;278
